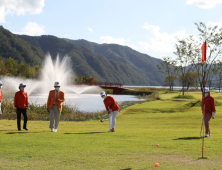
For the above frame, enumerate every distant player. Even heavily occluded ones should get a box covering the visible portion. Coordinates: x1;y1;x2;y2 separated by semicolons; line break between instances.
201;88;216;137
100;91;119;132
47;82;65;132
14;83;29;131
0;81;3;117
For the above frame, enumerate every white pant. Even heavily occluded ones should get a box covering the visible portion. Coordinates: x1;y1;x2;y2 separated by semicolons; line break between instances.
49;105;61;129
0;102;2;114
109;110;119;129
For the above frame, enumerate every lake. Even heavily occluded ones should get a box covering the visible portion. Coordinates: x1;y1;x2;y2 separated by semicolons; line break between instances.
29;93;145;113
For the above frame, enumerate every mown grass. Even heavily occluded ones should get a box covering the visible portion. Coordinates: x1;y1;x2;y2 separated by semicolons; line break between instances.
1;91;222;169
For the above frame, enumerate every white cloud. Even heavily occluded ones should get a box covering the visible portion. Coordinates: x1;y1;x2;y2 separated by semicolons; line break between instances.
0;0;45;23
14;22;45;36
99;36;137;50
87;28;93;33
187;0;222;9
65;33;70;37
100;36;125;45
206;20;222;28
137;23;190;53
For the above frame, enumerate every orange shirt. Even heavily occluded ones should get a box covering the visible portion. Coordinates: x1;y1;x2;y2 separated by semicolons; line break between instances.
103;96;119;111
47;90;65;112
202;94;216;114
14;91;28;109
0;90;2;101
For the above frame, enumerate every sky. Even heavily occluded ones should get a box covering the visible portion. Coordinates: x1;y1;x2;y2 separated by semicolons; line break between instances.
1;0;222;60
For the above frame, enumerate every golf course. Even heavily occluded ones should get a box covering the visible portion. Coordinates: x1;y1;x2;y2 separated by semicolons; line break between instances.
1;91;222;170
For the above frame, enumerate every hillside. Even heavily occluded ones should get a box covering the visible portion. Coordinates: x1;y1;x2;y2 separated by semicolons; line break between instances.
70;39;165;85
0;26;165;85
0;26;45;66
16;35;153;85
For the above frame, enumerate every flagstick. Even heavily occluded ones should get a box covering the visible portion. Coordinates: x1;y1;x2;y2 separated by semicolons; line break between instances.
200;41;207;159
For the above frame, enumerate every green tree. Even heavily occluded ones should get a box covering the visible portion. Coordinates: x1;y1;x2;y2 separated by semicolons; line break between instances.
157;56;177;91
174;37;196;95
5;57;18;76
192;22;222;92
163;74;177;90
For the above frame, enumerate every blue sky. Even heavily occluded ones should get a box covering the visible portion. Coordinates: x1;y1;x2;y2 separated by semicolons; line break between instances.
1;0;222;59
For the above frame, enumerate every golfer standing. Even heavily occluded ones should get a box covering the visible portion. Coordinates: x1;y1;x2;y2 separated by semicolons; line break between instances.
0;81;3;116
47;82;65;132
100;91;119;132
201;88;216;137
14;83;29;131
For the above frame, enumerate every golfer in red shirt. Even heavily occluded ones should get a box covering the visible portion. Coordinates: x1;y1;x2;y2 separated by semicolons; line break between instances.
201;88;216;137
0;81;3;115
14;83;29;131
100;91;119;132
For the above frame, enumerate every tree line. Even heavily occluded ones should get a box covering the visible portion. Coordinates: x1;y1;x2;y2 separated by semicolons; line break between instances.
0;57;41;78
0;57;98;83
157;22;222;94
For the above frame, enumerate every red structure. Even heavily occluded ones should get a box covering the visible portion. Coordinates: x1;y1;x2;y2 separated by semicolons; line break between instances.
75;82;128;94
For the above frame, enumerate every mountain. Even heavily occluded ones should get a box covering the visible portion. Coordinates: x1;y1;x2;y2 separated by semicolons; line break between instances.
0;26;165;85
16;34;155;85
70;39;165;85
0;26;45;66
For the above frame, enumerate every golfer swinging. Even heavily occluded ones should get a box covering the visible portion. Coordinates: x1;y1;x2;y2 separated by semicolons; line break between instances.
201;88;216;137
100;91;119;132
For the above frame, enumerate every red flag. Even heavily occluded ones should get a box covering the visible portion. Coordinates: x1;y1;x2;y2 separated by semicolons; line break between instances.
201;41;206;65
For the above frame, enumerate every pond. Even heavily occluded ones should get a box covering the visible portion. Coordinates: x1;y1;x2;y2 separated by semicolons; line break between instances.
29;93;145;112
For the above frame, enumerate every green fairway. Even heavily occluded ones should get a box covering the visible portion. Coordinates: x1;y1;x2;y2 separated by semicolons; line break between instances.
1;91;222;169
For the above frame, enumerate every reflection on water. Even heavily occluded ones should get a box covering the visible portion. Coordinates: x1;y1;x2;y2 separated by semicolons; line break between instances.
29;93;145;113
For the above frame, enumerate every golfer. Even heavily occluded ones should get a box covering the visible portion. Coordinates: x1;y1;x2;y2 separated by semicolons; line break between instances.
0;81;3;116
201;88;216;137
100;91;119;132
47;82;65;132
14;83;29;131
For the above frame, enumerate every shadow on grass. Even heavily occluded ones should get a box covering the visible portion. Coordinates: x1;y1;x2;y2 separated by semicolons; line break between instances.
121;168;131;170
6;131;38;134
64;132;105;135
173;137;202;140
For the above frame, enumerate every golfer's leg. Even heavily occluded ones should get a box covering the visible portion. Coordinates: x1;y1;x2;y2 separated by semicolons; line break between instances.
112;111;118;129
21;109;28;129
205;114;212;134
54;106;61;129
17;109;22;130
0;102;2;114
109;113;113;130
49;107;55;129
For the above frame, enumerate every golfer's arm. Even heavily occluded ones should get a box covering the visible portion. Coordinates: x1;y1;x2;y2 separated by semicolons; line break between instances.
59;93;65;102
47;92;51;109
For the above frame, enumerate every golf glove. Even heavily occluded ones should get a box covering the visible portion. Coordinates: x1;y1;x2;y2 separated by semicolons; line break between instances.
212;112;215;119
14;107;17;111
108;110;112;114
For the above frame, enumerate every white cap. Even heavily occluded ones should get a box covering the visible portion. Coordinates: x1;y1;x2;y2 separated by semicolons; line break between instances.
100;91;106;96
204;88;209;93
0;81;3;85
19;83;26;88
54;82;60;87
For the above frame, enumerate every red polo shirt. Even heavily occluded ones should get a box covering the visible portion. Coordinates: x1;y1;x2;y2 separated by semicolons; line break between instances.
0;90;2;101
14;91;29;109
103;96;119;111
201;93;216;114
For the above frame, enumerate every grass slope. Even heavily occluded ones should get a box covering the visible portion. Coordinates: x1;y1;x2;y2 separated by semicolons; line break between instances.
1;91;222;169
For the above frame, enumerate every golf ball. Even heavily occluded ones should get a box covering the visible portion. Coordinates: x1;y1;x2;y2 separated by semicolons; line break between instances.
100;119;104;122
155;163;159;167
156;144;159;147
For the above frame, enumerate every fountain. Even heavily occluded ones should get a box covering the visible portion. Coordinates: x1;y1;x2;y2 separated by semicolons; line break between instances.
1;54;102;97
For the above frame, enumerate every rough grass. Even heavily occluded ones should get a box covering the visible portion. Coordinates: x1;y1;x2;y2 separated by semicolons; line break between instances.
172;94;195;99
1;91;222;169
